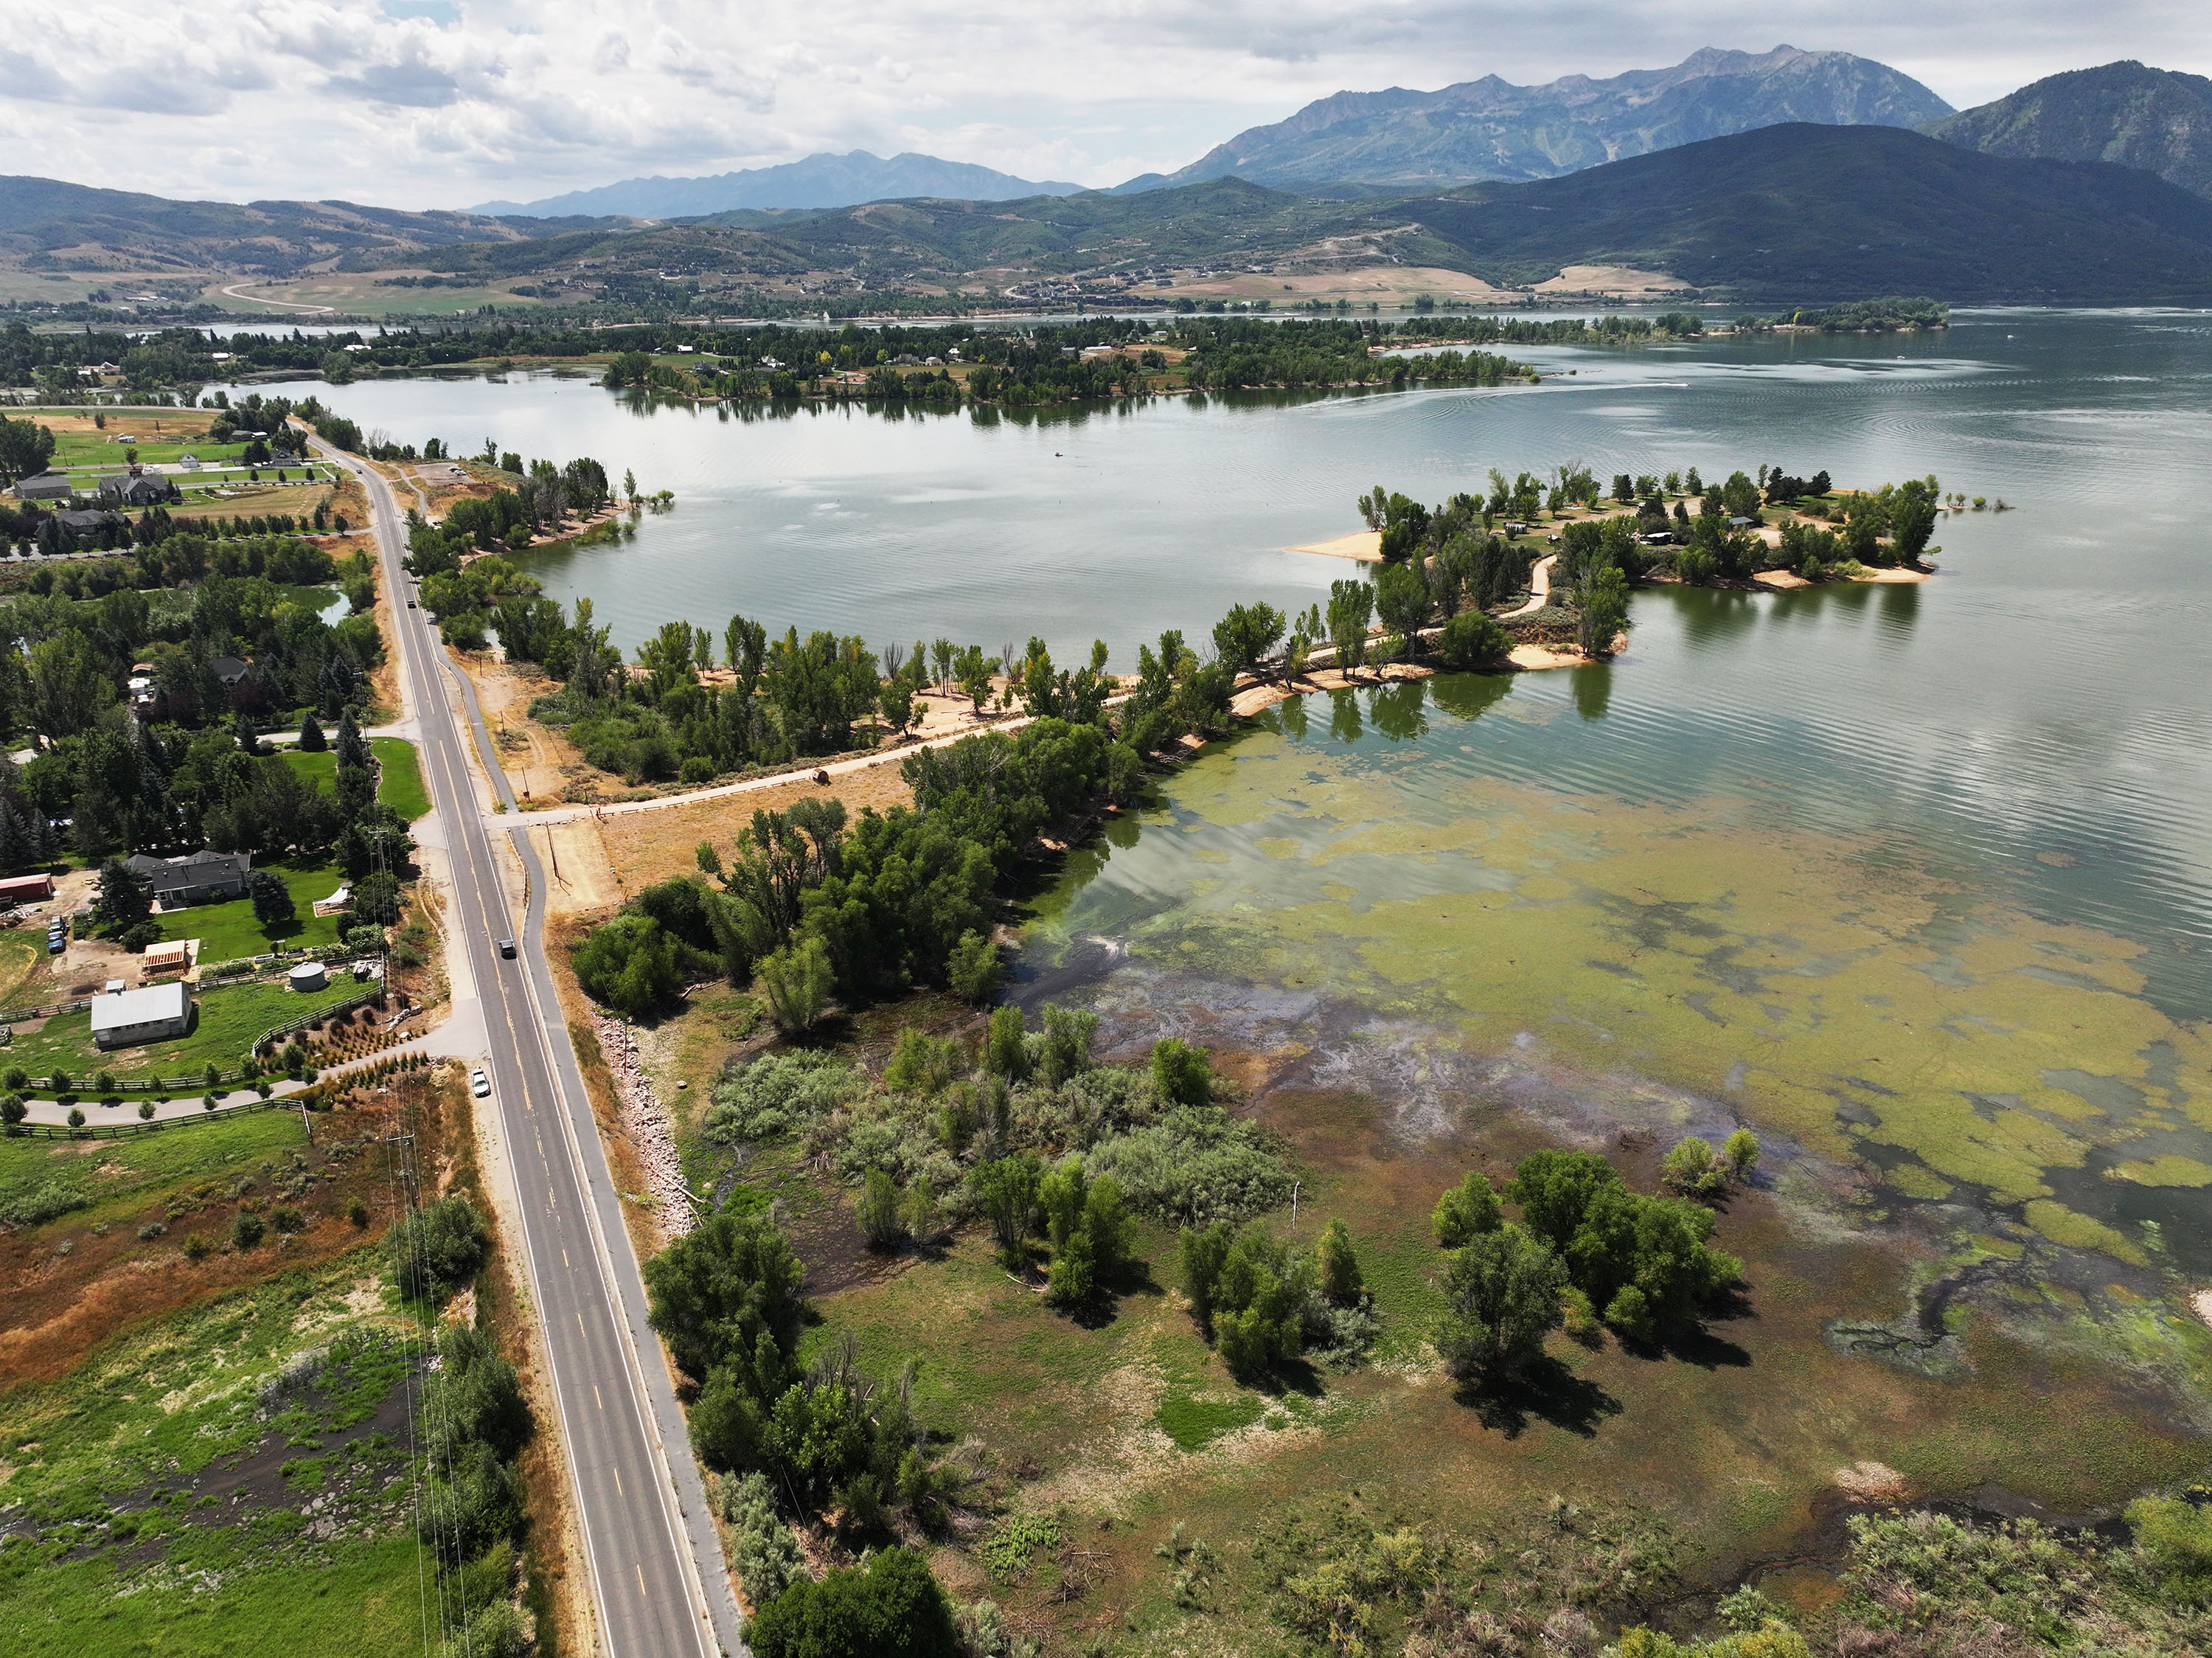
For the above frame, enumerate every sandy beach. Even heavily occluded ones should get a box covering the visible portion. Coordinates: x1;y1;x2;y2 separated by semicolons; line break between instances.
1288;530;1383;562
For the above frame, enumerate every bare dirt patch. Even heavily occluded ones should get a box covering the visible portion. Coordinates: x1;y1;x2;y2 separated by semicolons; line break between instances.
457;654;585;804
1532;264;1691;296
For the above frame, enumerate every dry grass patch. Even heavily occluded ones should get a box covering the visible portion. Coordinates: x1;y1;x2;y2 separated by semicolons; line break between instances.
597;763;915;894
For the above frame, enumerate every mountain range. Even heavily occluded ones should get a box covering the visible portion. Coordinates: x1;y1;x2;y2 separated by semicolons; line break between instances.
1925;61;2212;200
0;175;542;275
1118;46;1952;193
403;125;2212;307
5;49;2212;306
472;151;1079;219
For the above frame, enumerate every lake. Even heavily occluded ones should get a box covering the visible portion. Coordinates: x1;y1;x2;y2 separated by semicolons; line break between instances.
271;309;2212;1272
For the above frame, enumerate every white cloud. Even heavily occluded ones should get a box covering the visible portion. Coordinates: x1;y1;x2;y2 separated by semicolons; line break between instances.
0;1;2202;207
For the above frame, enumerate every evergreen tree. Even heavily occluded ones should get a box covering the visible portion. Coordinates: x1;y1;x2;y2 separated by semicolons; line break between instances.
335;707;371;770
0;798;29;871
298;711;327;752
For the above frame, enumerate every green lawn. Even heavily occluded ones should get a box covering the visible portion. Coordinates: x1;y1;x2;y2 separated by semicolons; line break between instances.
4;975;369;1082
280;748;337;789
371;738;429;822
154;858;344;962
49;433;249;469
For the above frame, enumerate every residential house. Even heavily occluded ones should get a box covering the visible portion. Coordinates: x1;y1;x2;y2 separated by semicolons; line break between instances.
97;469;173;507
177;453;202;471
55;508;125;537
15;473;72;502
125;849;252;906
89;981;193;1049
211;656;251;688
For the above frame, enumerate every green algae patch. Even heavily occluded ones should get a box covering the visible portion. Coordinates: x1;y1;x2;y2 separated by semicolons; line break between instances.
2024;1200;2149;1265
2109;1155;2212;1187
1032;694;2212;1263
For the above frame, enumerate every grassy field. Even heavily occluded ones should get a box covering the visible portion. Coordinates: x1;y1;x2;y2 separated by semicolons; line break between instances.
0;929;52;1009
5;973;367;1081
153;857;345;962
0;1105;302;1224
372;737;430;821
0;1252;429;1658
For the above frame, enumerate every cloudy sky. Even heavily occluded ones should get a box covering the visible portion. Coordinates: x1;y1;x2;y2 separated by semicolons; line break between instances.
2;1;2203;209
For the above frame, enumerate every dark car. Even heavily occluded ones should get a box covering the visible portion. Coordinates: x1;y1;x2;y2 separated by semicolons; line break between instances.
498;939;516;959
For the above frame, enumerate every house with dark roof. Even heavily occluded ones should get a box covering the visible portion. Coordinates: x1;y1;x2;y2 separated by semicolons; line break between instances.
210;656;251;687
125;849;251;906
97;470;173;507
54;508;125;536
15;472;72;502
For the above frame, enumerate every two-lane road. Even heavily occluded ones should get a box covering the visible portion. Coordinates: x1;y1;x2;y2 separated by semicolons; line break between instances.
321;437;743;1657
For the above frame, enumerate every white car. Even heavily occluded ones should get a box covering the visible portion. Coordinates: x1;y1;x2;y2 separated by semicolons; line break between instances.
470;1068;491;1099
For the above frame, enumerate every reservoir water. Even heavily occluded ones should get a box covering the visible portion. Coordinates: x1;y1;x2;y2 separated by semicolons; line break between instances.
276;309;2212;1269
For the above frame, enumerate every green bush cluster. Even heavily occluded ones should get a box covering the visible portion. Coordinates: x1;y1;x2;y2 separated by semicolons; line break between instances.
1425;1150;1745;1383
387;1194;489;1304
704;1018;1290;1260
645;1210;965;1540
1179;1213;1375;1380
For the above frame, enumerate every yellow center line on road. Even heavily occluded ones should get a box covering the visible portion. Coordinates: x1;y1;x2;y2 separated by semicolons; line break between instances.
595;1385;603;1410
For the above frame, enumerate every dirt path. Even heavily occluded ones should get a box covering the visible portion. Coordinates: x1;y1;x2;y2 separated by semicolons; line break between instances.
1500;554;1557;619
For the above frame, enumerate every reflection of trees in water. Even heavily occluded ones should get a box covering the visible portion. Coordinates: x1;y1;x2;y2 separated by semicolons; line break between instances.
1429;670;1514;723
1877;580;1921;634
1370;679;1429;742
1671;586;1759;651
1572;665;1611;721
1273;695;1309;742
1328;689;1363;745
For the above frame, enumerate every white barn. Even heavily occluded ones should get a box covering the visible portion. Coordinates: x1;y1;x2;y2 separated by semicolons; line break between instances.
89;982;193;1050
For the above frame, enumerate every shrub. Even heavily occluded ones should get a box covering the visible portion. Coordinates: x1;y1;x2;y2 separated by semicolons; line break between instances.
757;936;834;1033
233;1210;267;1249
1316;1217;1365;1306
705;1051;860;1143
714;1470;807;1610
1085;1107;1290;1227
0;1092;23;1126
746;1545;959;1658
387;1195;488;1302
855;1168;905;1250
1605;1283;1655;1344
66;1106;84;1128
0;1178;86;1227
574;912;685;1018
1723;1128;1759;1181
271;1205;306;1234
348;1199;370;1227
1660;1137;1727;1200
1432;1170;1503;1245
183;1233;210;1262
137;1100;154;1120
1437;608;1512;668
1150;1037;1211;1107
